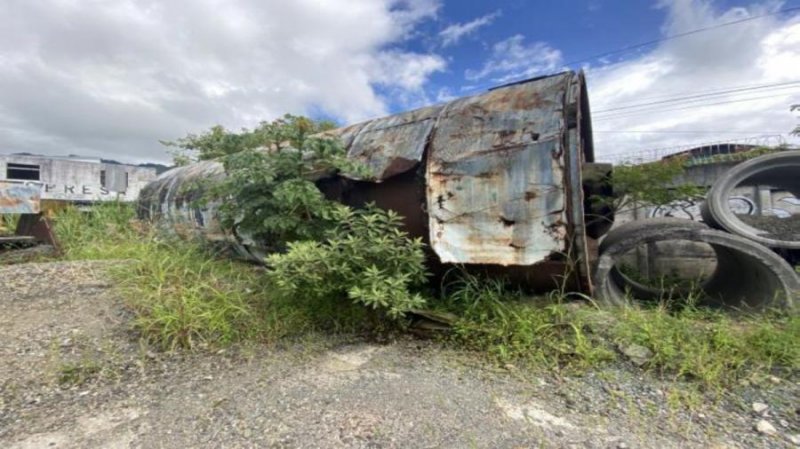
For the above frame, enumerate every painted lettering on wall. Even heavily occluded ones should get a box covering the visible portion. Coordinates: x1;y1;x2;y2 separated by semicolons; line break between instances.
43;184;125;196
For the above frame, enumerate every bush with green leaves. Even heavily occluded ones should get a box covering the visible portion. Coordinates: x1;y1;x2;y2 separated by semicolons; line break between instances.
164;115;424;324
212;147;346;250
265;204;428;321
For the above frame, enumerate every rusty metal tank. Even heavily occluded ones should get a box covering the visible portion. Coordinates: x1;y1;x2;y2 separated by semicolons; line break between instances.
138;71;605;293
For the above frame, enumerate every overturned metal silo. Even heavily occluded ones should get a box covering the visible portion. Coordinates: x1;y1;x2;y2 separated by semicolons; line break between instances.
139;71;605;293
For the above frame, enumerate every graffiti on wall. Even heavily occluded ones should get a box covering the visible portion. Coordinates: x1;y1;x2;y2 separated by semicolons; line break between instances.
649;196;755;221
649;192;798;221
769;195;800;218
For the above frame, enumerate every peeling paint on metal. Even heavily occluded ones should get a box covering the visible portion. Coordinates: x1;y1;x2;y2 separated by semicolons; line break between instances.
426;72;573;266
0;181;42;214
343;104;443;181
138;71;596;288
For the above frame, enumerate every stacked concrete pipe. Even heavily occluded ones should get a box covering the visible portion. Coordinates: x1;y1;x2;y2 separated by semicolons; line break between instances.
594;218;799;310
595;151;800;310
701;150;800;252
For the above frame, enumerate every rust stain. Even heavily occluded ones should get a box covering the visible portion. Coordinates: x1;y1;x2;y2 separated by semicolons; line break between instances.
426;71;578;266
140;70;596;290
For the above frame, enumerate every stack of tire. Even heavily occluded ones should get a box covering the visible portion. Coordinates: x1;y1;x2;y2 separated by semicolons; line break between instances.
594;151;800;311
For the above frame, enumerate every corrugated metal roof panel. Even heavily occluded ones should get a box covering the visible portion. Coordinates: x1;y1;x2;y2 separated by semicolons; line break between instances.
343;104;444;181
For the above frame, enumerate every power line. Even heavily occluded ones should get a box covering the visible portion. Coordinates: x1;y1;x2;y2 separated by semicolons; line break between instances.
559;6;800;69
592;81;800;114
596;79;800;104
463;5;800;97
594;92;798;121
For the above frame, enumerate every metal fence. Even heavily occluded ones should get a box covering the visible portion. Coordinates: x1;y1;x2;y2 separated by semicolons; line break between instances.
595;135;793;165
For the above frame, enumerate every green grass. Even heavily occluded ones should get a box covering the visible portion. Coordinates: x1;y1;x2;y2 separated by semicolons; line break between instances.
52;202;373;350
441;272;614;371
57;360;103;387
610;304;799;388
439;270;799;389
0;214;20;235
49;202;800;390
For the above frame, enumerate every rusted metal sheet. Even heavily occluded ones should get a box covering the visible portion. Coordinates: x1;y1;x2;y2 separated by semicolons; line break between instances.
139;70;597;291
565;74;595;292
138;161;226;239
344;104;443;181
426;73;573;266
0;181;42;214
137;160;271;260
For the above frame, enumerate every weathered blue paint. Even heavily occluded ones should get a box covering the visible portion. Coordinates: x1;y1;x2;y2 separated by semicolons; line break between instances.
427;72;580;266
138;71;596;289
0;181;42;214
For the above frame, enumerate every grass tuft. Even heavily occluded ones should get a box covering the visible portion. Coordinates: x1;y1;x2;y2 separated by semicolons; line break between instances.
442;271;614;372
52;202;374;350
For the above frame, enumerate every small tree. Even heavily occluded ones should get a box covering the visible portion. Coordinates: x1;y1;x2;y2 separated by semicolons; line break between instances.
600;157;705;217
171;115;428;321
200;116;361;250
162;115;337;165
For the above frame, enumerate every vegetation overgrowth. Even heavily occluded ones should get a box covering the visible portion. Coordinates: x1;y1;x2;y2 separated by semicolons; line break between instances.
50;202;800;390
44;116;799;391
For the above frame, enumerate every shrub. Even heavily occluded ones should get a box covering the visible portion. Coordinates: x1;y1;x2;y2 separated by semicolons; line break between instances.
265;204;428;321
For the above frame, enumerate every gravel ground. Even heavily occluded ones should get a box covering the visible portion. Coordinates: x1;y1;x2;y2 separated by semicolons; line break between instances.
1;260;799;449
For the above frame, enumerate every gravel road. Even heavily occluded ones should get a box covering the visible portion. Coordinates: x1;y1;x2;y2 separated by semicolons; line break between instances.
1;260;798;448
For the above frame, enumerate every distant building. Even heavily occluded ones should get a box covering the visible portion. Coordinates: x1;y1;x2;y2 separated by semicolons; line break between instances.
0;154;157;203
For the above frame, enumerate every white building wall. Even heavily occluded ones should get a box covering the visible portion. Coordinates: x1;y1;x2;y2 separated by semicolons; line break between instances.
0;155;157;202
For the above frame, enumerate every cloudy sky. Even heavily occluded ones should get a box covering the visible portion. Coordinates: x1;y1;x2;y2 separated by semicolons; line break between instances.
1;0;799;164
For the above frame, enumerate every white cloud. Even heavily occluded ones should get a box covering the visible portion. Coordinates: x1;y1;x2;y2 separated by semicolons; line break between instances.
439;11;500;47
465;35;563;82
436;87;457;103
587;0;800;160
369;51;446;90
0;0;444;163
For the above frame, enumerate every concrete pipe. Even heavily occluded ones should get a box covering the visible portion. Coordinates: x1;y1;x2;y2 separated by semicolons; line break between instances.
701;150;800;250
601;219;710;302
594;218;799;310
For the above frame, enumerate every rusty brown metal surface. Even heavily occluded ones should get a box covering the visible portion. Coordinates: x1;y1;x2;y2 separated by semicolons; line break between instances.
138;70;597;291
426;72;575;266
0;181;42;214
15;213;58;247
565;74;595;293
344;104;443;181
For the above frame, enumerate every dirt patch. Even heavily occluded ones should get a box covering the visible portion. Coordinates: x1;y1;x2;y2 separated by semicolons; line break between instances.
1;260;799;448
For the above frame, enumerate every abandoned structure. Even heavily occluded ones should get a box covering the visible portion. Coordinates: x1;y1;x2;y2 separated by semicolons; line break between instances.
0;154;156;203
138;71;800;311
0;154;158;248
